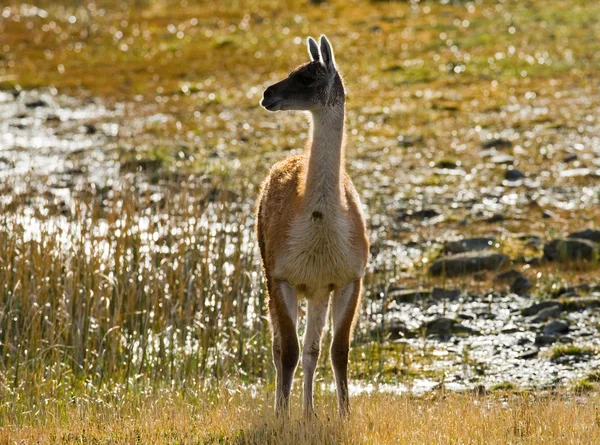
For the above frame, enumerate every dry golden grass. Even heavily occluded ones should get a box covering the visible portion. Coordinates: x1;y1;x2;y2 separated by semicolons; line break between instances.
2;1;600;443
3;390;600;444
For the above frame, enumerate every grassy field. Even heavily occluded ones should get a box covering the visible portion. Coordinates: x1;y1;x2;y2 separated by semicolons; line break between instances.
4;390;600;444
1;0;600;443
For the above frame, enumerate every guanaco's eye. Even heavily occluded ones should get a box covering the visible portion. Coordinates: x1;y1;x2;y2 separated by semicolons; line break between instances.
296;75;314;86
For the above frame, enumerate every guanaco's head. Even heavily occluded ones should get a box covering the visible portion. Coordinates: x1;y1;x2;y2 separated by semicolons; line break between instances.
261;35;345;113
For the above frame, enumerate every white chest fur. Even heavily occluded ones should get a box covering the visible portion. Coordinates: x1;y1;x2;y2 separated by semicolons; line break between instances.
274;207;359;297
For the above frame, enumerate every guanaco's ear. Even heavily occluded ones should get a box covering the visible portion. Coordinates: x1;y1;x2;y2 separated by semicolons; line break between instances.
319;35;336;73
307;37;320;62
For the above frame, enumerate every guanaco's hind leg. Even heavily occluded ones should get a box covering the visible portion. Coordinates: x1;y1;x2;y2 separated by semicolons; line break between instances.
268;279;299;416
331;279;361;416
302;296;329;418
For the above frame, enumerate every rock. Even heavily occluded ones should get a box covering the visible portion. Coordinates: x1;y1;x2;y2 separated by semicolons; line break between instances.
389;288;432;303
399;208;439;220
472;271;489;281
531;305;562;323
386;319;409;339
458;312;476;321
568;229;600;244
560;297;600;312
25;99;48;108
551;286;581;298
526;257;543;266
46;114;61;122
521;301;562;317
510;275;532;295
425;317;454;335
83;123;97;134
519;234;542;246
535;334;557;345
485;213;505;223
436;159;458;169
543;320;569;336
445;237;495;254
432;287;461;300
518;346;539;359
490;154;515;165
543;238;600;262
397;135;423;147
560;168;598;178
429;251;509;277
423;317;477;336
496;269;524;283
481;138;513;150
562;153;578;163
505;168;525;181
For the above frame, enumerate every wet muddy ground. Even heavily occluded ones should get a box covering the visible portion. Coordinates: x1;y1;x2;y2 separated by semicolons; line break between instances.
1;84;600;394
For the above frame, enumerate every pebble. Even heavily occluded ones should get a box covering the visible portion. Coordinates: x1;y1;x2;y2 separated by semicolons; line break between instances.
429;251;509;277
543;320;569;335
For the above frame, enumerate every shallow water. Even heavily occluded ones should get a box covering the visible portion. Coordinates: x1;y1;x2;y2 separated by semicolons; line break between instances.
1;88;600;393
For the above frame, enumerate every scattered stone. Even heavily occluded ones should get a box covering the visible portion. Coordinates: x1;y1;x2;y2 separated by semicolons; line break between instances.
518;234;542;246
490;154;515;165
521;301;562;317
9;87;22;98
535;334;557;345
432;287;461;300
472;271;489;281
425;317;455;335
445;237;495;254
560;297;600;312
458;312;476;321
518;347;539;359
496;269;523;283
531;305;562;323
505;168;525;181
388;288;432;303
83;123;97;134
501;324;520;334
385;319;409;339
25;99;48;108
551;286;581;299
541;210;556;219
424;317;478;336
558;336;574;344
543;238;600;262
399;208;440;220
560;168;598;178
429;251;509;277
510;275;532;295
485;213;505;223
397;135;423;147
526;257;543;266
562;153;578;163
568;229;600;244
436;159;458;169
481;138;513;150
543;320;569;336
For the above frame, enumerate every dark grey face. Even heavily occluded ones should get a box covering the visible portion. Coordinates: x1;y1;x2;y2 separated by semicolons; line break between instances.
261;62;332;112
260;35;345;113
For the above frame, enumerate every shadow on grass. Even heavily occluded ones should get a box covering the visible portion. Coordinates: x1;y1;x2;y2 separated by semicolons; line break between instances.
214;416;354;445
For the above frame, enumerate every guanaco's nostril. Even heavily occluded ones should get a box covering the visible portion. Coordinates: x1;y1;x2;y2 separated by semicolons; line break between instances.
263;88;274;101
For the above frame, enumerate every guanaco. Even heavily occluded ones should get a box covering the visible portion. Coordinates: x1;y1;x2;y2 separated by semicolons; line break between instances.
256;35;369;418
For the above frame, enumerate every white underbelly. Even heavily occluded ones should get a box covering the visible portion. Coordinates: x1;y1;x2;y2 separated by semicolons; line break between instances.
274;213;360;296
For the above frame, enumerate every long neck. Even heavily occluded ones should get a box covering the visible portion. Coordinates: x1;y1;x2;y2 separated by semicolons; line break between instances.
303;104;346;208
